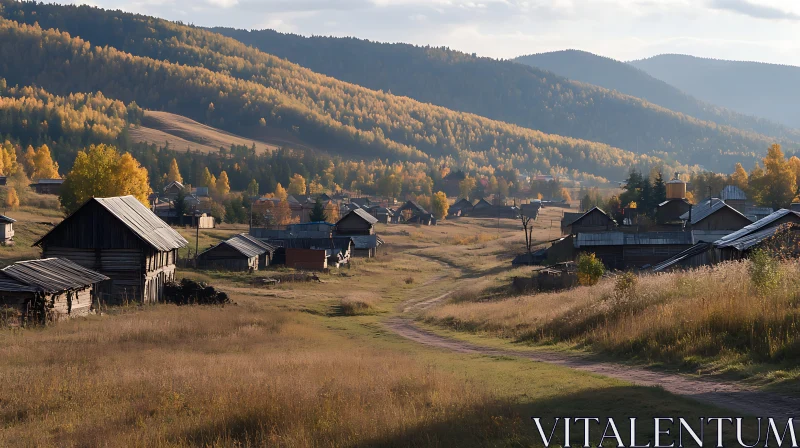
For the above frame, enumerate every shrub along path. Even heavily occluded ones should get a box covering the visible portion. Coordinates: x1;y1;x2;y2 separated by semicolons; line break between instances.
386;256;800;418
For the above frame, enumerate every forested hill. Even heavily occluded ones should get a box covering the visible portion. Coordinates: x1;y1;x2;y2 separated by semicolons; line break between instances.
207;27;796;171
515;50;798;141
0;4;669;183
630;54;800;129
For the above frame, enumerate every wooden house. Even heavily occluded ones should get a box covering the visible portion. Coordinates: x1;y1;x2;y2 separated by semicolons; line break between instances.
163;180;185;199
198;233;275;271
336;209;380;257
0;215;15;246
449;198;474;217
34;196;188;304
396;200;429;222
520;202;541;220
720;185;747;213
30;178;64;195
565;207;616;235
0;176;6;185
575;232;692;270
279;237;354;270
0;258;108;325
680;199;751;231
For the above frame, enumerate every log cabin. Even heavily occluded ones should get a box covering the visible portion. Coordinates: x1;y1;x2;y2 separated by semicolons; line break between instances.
0;258;108;325
0;214;15;246
34;196;188;304
198;233;275;271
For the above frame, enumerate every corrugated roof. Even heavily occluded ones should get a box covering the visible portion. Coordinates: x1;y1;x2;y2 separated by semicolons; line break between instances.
715;224;800;251
576;232;692;247
33;179;64;185
652;242;712;272
349;235;380;249
720;185;747;201
221;234;275;258
94;197;188;251
34;196;188;252
0;214;15;224
679;198;749;225
0;258;108;293
714;209;800;246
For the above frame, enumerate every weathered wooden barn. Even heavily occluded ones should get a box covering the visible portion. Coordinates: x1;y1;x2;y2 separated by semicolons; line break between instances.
198;233;275;271
30;178;64;195
0;258;108;325
680;199;752;231
564;207;617;235
449;198;474;217
720;185;747;214
278;237;354;270
653;209;800;271
575;231;693;270
0;214;15;246
335;209;382;257
656;199;692;226
34;196;188;304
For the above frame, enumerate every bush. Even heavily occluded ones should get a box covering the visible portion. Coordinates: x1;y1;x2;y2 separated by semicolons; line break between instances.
614;272;637;298
577;253;605;286
339;297;376;316
404;276;415;285
749;249;780;294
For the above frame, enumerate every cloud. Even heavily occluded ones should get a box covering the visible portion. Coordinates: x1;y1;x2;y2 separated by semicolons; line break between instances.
708;0;800;20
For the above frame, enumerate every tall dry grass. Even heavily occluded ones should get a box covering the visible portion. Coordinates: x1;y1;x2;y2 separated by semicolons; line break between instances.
0;305;524;447
426;261;800;370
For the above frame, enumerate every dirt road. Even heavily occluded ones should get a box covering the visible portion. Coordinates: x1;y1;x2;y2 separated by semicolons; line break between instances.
385;318;800;417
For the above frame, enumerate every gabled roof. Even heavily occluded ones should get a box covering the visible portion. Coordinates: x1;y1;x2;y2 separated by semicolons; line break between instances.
35;196;188;252
451;198;473;211
164;180;184;191
205;233;275;258
473;198;493;209
680;198;749;225
338;208;378;226
0;215;15;224
714;209;800;247
720;185;746;201
570;207;616;226
397;200;428;214
658;198;691;207
0;258;108;293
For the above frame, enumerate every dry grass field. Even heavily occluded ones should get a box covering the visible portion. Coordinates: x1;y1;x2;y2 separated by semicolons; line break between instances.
0;205;756;446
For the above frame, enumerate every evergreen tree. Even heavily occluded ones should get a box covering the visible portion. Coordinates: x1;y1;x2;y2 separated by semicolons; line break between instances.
309;199;327;222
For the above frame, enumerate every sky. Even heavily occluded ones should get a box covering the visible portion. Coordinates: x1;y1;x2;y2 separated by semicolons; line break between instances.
60;0;800;65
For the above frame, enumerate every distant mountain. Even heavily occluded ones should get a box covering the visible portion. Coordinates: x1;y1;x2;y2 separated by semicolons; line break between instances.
515;50;797;140
630;54;800;129
210;28;796;172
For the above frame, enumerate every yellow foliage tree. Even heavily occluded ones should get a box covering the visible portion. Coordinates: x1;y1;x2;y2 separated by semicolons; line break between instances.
216;170;231;196
288;173;307;196
730;162;748;191
430;191;449;220
31;144;60;180
60;144;152;213
166;158;183;184
274;183;288;201
200;167;217;191
0;141;18;176
22;145;36;177
459;176;476;200
759;144;796;208
4;187;19;209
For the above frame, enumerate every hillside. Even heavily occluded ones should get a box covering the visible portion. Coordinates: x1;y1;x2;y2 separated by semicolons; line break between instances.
0;3;671;183
630;54;800;129
207;27;796;172
515;50;799;140
130;111;281;155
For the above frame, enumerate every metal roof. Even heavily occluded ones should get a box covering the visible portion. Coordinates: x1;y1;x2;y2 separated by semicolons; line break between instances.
679;198;749;225
349;235;381;250
652;242;712;272
0;258;108;293
720;185;747;201
715;224;800;251
94;196;188;251
0;215;15;224
33;178;64;185
713;209;800;246
34;196;188;252
339;208;378;225
206;233;276;258
576;231;692;247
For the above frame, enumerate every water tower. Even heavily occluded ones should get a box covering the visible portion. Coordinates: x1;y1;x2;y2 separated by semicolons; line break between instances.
666;173;686;200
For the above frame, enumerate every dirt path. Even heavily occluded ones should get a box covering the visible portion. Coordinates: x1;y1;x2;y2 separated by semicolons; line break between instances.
384;254;800;418
385;318;800;417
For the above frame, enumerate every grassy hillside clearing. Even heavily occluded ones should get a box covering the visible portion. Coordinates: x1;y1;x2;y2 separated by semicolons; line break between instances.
130;111;281;154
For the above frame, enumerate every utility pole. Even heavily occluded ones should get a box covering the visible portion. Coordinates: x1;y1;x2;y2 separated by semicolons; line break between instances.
194;205;199;268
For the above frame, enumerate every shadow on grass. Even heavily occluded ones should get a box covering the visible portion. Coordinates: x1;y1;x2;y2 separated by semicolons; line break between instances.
176;386;760;447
